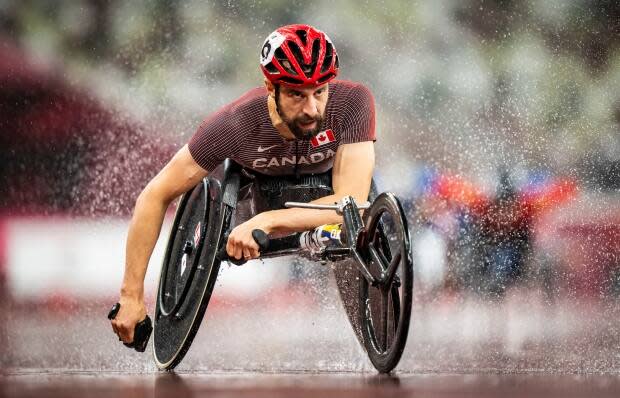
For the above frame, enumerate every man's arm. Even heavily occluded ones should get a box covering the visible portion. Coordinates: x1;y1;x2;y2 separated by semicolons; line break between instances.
265;140;375;231
112;145;208;343
226;141;374;259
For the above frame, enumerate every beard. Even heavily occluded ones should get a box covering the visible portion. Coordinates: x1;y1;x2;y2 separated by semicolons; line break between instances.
281;112;325;140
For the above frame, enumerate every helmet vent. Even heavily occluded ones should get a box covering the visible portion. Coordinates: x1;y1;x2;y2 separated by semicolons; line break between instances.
279;76;304;85
321;42;334;74
288;42;305;72
303;39;320;78
317;72;335;84
288;40;320;78
275;47;297;75
296;29;308;46
264;62;278;74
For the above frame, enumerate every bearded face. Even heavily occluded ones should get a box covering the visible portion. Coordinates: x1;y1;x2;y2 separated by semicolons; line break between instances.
280;111;325;139
274;83;329;140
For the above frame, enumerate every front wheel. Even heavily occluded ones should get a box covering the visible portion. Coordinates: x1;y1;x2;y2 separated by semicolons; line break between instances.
153;179;231;370
359;192;413;373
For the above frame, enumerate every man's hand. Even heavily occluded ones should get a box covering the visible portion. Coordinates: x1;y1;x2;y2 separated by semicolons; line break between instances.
226;214;272;260
110;295;147;344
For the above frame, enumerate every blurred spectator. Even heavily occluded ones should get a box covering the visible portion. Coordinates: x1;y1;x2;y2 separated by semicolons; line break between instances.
478;169;530;295
421;167;577;297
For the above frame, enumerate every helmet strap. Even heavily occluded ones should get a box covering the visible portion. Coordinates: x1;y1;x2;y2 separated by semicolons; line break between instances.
267;86;296;141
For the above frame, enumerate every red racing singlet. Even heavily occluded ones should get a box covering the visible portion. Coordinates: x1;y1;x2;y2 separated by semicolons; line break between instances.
188;80;376;176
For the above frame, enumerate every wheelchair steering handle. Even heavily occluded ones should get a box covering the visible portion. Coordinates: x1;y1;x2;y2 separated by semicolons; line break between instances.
216;229;270;265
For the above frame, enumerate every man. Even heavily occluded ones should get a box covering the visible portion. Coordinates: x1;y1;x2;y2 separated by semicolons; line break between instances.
111;24;376;344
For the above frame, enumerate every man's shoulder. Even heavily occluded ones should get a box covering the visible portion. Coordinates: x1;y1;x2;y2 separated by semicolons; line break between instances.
228;86;269;114
330;80;373;97
197;86;267;130
193;86;268;142
327;80;375;119
328;80;375;111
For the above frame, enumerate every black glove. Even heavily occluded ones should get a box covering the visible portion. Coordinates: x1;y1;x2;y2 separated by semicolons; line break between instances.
108;303;153;353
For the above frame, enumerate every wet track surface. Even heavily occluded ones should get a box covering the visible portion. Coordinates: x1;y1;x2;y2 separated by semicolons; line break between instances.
4;370;620;398
3;262;620;397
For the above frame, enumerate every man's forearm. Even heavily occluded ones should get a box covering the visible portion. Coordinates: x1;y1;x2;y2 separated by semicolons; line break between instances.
121;189;170;299
261;192;367;234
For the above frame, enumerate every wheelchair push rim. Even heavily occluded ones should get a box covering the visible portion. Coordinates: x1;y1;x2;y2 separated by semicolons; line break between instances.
359;192;413;373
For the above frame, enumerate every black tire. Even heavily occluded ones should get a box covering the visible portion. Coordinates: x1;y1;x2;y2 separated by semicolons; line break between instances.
153;178;231;370
359;192;413;373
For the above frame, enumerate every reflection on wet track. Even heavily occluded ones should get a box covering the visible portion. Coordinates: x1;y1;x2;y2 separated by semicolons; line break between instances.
4;370;620;398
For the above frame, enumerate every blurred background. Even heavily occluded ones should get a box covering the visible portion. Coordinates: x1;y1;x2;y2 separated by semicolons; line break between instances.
1;0;618;373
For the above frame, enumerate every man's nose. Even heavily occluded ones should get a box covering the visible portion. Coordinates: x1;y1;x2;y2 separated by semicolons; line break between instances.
302;95;319;118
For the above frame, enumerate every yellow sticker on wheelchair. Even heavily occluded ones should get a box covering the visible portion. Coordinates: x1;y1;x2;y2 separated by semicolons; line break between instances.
322;224;342;239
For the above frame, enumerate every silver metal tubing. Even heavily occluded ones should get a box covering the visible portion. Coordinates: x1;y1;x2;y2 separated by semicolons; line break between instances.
285;201;371;210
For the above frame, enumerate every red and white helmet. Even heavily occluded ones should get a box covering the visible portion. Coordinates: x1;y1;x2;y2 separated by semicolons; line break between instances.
260;24;339;86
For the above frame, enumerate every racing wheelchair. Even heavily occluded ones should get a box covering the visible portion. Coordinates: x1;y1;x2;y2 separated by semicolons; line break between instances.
111;159;413;373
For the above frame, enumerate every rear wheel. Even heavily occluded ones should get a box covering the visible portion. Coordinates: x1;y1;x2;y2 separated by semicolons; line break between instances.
359;192;413;373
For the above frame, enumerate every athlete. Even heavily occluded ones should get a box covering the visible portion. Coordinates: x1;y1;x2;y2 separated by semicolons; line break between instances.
110;24;376;344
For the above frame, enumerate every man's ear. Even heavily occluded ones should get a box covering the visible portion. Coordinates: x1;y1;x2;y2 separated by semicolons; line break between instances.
264;78;276;97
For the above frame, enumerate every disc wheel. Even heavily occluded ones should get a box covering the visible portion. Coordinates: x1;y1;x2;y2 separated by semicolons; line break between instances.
359;192;413;373
153;179;230;370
